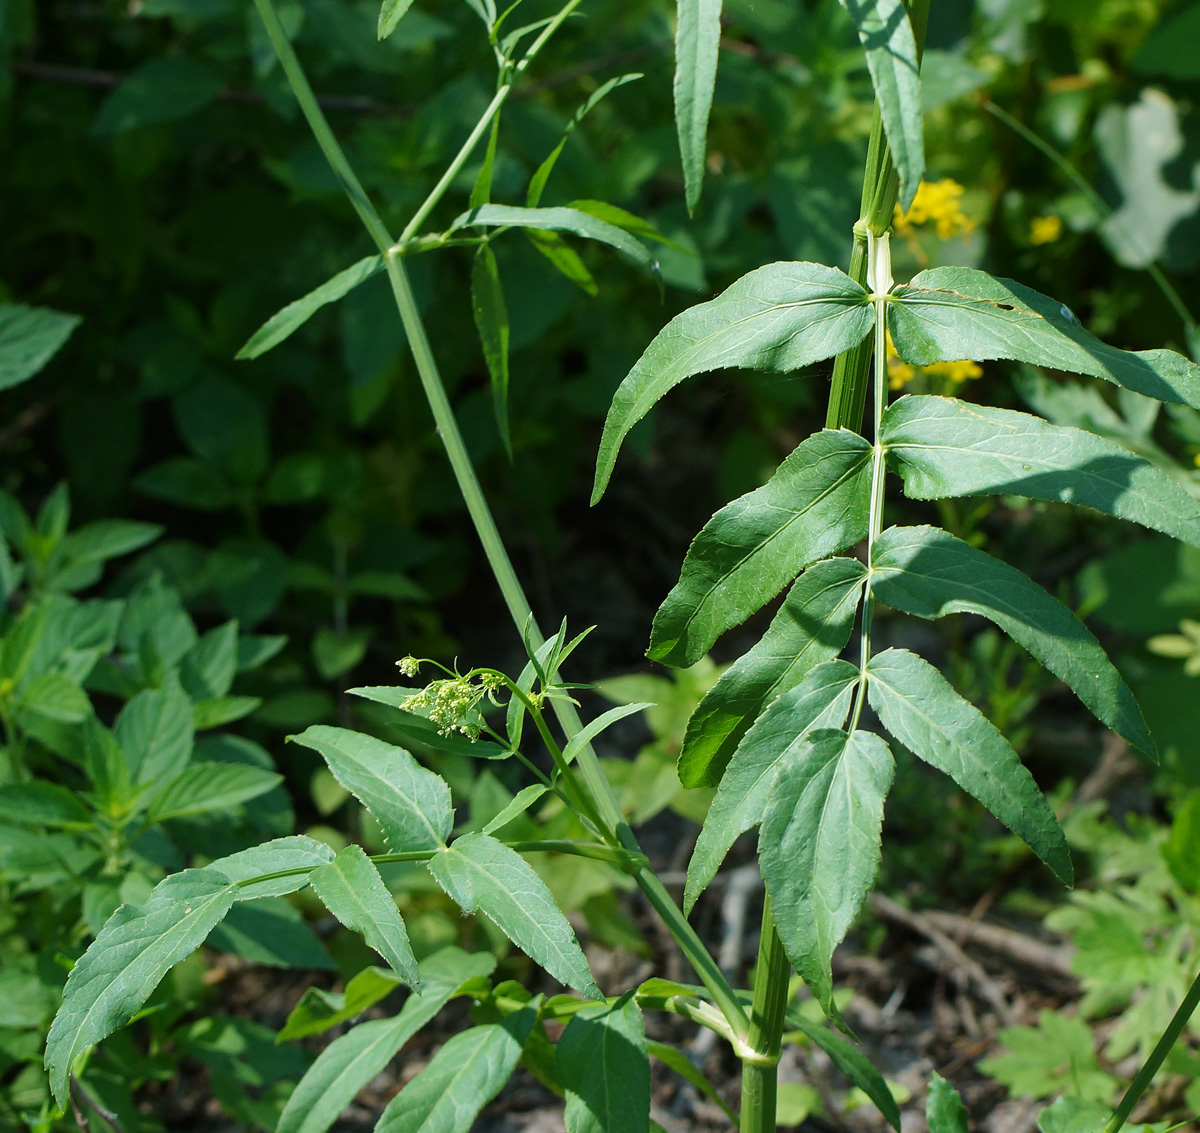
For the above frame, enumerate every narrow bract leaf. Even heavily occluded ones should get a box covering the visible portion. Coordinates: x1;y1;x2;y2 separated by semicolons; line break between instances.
208;835;336;899
428;832;600;998
646;1041;737;1123
686;661;860;912
377;0;416;38
840;0;924;209
277;948;496;1133
291;725;453;852
453;205;653;271
673;0;722;213
237;256;384;360
866;648;1071;884
759;728;894;1013
526;230;598;295
882;395;1200;548
309;844;419;987
375;1005;537;1133
557;994;650;1133
561;702;655;767
679;556;867;787
471;245;512;456
871;525;1155;757
483;783;548;834
592;263;872;502
45;869;237;1104
650;429;873;667
890;267;1200;408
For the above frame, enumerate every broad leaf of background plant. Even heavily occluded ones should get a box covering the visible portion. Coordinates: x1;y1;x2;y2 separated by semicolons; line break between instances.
871;525;1155;756
649;430;872;667
309;844;419;987
0;303;81;390
882;395;1200;549
592;263;872;501
760;728;894;1014
673;0;721;213
236;255;384;360
114;680;193;784
926;1073;969;1133
686;660;860;911
840;0;924;210
471;245;512;456
45;869;237;1104
292;725;453;851
375;1005;537;1133
866;648;1072;884
979;1010;1118;1103
679;556;866;786
277;948;496;1133
377;0;416;38
147;761;281;821
557;994;650;1133
428;832;601;998
453;205;653;271
889;268;1200;407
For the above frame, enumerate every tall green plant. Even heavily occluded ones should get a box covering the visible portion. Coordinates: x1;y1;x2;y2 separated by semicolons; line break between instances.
37;2;1200;1133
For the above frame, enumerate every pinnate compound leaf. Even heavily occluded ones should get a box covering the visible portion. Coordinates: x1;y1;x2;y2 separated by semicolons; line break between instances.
309;844;419;987
650;430;872;667
593;264;872;502
453;205;653;271
557;993;650;1133
784;1011;901;1133
679;556;867;787
673;0;722;213
378;0;416;38
871;525;1155;757
882;395;1200;548
208;835;336;899
890;267;1200;408
840;0;924;210
45;869;237;1104
926;1073;969;1133
237;256;384;360
291;725;453;851
0;303;81;390
277;948;496;1133
686;660;860;912
866;648;1071;884
471;245;512;457
759;729;894;1014
428;833;600;998
376;1004;538;1133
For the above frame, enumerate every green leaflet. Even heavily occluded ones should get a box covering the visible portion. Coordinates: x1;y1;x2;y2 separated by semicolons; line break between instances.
865;648;1071;884
277;948;496;1133
926;1073;970;1133
377;0;416;38
470;245;512;456
45;869;237;1105
592;263;872;502
375;1004;538;1133
679;556;867;787
685;660;860;913
871;525;1155;757
557;993;650;1133
309;844;419;987
208;835;336;899
673;0;722;213
881;395;1200;548
759;728;894;1015
452;205;653;272
279;968;403;1042
0;303;81;390
649;429;873;667
236;255;384;360
840;0;924;210
291;725;453;852
428;832;601;998
889;267;1200;408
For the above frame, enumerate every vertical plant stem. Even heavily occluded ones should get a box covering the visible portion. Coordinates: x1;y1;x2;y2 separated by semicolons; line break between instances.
740;896;792;1133
1104;966;1200;1133
254;0;751;1041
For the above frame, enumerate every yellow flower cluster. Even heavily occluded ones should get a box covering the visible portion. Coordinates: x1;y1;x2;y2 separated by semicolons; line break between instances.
1029;215;1063;245
893;179;974;240
885;333;982;391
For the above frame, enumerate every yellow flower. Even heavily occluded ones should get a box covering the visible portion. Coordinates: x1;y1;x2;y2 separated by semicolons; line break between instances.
1030;215;1063;245
885;333;981;390
893;179;974;240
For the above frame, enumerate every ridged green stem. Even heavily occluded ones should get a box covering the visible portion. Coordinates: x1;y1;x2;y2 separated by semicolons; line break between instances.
739;897;792;1133
253;0;751;1045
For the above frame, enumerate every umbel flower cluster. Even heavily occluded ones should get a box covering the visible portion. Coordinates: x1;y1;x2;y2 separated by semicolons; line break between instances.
395;657;505;739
